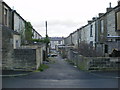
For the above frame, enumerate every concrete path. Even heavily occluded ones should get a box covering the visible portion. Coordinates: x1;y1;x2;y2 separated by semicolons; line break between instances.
2;55;119;88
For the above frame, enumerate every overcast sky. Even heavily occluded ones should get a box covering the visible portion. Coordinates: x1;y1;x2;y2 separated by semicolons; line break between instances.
4;0;118;37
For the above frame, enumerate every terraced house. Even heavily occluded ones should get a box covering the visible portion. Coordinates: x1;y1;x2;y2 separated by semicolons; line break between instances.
0;0;44;71
64;1;120;57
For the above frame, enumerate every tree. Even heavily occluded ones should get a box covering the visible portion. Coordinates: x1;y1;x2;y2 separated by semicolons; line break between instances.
25;22;33;43
44;35;50;44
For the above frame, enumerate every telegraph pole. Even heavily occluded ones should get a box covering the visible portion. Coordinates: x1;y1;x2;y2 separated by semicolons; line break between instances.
46;21;48;37
45;21;48;60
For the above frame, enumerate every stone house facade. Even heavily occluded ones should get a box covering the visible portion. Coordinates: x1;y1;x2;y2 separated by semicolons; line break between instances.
71;31;78;48
12;10;26;46
64;34;72;46
1;1;17;70
64;1;120;57
50;37;64;50
32;28;42;40
0;1;43;70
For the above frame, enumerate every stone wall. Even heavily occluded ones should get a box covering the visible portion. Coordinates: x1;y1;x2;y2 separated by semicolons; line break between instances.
0;25;2;90
0;25;2;70
107;41;120;54
18;45;45;70
13;34;21;49
36;47;43;69
13;49;36;71
107;10;117;36
0;0;2;25
2;26;14;70
2;34;44;71
66;50;119;71
95;44;104;56
0;0;2;70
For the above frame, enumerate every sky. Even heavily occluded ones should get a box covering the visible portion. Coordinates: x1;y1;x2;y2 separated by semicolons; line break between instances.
3;0;118;37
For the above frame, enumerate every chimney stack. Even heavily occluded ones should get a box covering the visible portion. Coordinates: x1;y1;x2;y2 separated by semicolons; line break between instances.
92;17;97;21
92;17;96;20
0;0;3;2
118;0;120;5
106;2;113;12
98;13;104;17
88;20;93;24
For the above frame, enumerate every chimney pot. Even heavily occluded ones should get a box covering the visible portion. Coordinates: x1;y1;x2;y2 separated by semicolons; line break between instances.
109;2;111;8
106;2;113;12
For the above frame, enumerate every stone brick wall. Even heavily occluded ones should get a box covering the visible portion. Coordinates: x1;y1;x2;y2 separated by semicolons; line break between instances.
36;47;43;69
2;26;14;70
107;41;120;54
66;50;119;71
0;1;2;70
0;0;2;25
0;25;2;70
13;34;21;49
107;10;117;36
17;45;44;70
13;49;36;71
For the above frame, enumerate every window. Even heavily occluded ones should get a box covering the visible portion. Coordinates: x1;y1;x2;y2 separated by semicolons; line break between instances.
100;20;104;33
90;41;93;48
105;45;108;53
4;8;8;26
116;11;120;30
90;25;93;37
58;41;61;44
16;40;19;48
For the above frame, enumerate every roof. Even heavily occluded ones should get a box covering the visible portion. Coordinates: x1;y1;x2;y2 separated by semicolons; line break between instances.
13;10;26;22
2;1;12;10
66;3;120;38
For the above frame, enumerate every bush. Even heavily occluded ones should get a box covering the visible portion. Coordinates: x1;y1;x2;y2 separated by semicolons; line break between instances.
78;41;102;57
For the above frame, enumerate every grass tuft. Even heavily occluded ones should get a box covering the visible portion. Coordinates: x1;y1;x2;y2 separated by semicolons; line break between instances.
37;64;49;71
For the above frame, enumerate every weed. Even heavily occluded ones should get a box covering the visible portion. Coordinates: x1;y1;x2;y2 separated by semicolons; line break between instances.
37;64;49;71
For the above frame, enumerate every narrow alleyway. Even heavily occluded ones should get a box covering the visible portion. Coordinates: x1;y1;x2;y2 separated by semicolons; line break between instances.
2;54;119;88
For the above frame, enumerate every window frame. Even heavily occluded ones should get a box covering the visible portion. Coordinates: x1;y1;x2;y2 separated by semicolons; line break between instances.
4;7;8;26
90;24;93;37
115;10;120;31
100;19;104;33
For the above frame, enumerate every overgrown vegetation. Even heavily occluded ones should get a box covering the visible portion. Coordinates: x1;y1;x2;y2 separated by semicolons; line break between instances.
37;64;49;71
78;41;102;57
32;37;50;44
25;21;33;43
45;35;50;44
47;57;56;64
66;59;74;65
